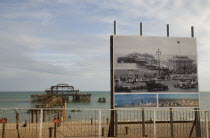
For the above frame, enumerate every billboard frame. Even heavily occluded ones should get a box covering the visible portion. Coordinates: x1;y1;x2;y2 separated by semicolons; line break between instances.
109;22;201;137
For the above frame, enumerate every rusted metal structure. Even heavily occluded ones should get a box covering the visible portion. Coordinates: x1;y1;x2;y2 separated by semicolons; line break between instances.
31;84;91;104
30;84;91;122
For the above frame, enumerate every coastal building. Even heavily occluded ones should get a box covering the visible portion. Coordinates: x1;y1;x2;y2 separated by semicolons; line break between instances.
168;56;196;74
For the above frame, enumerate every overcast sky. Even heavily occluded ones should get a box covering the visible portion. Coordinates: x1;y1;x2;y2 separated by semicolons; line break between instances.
114;36;197;56
0;0;210;91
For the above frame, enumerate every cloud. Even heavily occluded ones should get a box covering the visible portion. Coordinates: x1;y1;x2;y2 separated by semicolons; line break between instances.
0;0;210;91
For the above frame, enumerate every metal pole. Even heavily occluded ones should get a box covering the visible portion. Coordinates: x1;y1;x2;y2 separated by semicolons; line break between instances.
153;110;156;138
91;118;93;125
114;20;117;35
140;22;143;36
142;108;145;137
205;111;209;138
15;111;20;138
114;110;118;137
43;109;46;122
36;110;39;123
2;122;5;138
108;32;115;137
49;127;53;138
191;26;194;37
102;127;105;136
54;123;57;138
99;110;102;138
39;109;43;138
31;110;34;123
195;108;201;137
170;108;174;137
167;24;169;37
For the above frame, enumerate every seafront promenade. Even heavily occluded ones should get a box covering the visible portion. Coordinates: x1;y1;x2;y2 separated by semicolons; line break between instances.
0;108;209;138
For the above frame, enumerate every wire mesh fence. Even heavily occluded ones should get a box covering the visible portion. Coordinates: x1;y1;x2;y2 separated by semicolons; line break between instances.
0;108;209;138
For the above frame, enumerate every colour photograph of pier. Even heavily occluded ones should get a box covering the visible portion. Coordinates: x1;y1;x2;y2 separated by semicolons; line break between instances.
158;94;199;107
115;94;157;107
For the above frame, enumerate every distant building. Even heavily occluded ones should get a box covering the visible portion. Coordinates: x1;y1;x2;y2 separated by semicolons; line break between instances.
159;99;198;107
168;56;196;74
117;52;157;66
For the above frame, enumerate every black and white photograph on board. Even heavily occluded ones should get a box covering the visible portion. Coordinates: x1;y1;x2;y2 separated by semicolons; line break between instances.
113;36;198;93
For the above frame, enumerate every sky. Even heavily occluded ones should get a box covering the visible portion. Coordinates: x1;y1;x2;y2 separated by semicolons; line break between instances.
0;0;210;91
115;94;157;106
159;94;198;99
113;36;197;56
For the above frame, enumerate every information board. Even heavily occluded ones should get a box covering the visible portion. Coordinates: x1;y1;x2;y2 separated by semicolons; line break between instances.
111;35;199;108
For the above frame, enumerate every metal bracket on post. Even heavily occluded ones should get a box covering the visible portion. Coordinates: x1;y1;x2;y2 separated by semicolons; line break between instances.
39;109;43;138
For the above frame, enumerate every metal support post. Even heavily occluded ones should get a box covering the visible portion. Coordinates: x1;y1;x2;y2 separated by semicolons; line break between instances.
142;108;145;137
99;110;102;138
114;110;118;137
205;111;209;138
39;109;43;138
114;21;117;35
170;108;174;137
153;110;156;138
140;22;143;36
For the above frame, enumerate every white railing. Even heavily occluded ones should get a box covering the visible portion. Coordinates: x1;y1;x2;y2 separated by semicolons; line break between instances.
0;108;209;138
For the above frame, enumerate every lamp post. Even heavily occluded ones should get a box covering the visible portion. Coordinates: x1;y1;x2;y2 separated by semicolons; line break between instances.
156;48;161;76
177;41;181;56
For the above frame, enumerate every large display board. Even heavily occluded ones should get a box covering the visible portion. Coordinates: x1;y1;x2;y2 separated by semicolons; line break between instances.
112;35;199;108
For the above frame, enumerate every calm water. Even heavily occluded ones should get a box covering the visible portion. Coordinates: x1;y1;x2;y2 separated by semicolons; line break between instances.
0;91;210;122
0;91;210;110
0;91;110;109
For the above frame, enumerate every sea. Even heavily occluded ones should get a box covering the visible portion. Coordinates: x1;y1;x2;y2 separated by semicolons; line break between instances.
0;91;210;110
0;91;210;122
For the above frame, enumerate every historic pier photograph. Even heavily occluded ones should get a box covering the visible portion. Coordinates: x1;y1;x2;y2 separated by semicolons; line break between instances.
158;94;199;107
114;36;198;93
115;94;157;108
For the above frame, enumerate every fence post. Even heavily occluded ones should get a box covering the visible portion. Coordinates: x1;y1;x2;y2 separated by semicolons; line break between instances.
170;108;174;137
153;110;156;138
99;110;102;138
2;122;5;138
31;110;34;123
205;111;209;138
39;109;43;138
195;108;201;137
114;110;118;137
49;127;53;138
91;118;93;125
142;108;145;137
15;111;20;138
54;122;57;137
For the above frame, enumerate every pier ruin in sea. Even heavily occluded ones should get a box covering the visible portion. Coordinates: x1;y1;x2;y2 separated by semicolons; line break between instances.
30;84;91;122
31;84;91;105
